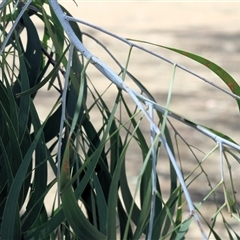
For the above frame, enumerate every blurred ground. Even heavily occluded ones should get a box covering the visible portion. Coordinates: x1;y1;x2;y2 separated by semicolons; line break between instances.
37;2;240;239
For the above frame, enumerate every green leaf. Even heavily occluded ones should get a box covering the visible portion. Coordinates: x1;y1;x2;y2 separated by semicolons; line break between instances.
23;207;65;239
60;141;106;240
21;102;48;231
0;99;22;184
0;103;47;239
16;46;69;98
173;217;191;240
160;46;240;111
21;13;42;90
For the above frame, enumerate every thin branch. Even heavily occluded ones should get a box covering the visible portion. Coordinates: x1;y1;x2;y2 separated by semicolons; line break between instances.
48;2;212;239
0;0;8;9
65;16;240;102
48;1;240;238
147;103;157;240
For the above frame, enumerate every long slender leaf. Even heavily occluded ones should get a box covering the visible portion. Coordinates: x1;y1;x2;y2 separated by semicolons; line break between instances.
60;140;106;240
160;46;240;110
1;104;46;239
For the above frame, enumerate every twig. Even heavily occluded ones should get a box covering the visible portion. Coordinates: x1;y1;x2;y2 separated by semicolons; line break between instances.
0;0;8;9
48;1;240;238
65;16;240;102
147;103;157;240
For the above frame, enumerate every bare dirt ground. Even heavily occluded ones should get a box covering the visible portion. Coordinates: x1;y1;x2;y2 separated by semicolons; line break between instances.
37;2;240;239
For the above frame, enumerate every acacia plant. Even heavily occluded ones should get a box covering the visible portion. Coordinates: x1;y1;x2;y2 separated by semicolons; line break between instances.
0;1;239;239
